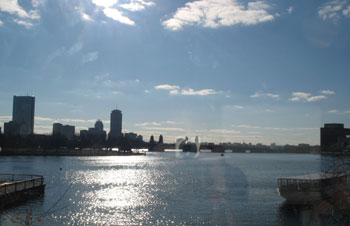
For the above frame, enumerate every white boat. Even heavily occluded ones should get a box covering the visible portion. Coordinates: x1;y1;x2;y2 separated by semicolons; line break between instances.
277;172;347;204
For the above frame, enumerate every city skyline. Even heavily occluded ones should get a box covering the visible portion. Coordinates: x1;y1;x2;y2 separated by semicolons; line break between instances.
0;0;350;145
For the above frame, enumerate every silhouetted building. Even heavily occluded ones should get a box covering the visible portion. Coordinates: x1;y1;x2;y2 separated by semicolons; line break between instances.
80;130;88;137
52;123;75;140
320;123;350;152
5;96;35;136
95;120;103;133
125;132;137;140
109;109;122;139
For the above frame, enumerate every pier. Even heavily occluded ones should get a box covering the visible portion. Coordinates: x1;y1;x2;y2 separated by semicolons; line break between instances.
0;174;45;209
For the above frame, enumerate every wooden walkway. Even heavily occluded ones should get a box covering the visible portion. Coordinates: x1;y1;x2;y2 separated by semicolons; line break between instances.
0;174;45;197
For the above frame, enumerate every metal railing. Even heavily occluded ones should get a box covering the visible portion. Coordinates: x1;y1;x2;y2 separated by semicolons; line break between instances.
0;174;44;195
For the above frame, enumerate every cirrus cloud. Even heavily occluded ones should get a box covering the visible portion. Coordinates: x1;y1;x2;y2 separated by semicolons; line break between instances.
318;0;350;21
162;0;275;31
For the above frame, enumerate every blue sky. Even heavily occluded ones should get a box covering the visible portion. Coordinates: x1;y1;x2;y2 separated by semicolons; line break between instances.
0;0;349;145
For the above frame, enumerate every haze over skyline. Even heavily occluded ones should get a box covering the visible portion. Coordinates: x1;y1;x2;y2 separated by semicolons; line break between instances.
0;0;350;145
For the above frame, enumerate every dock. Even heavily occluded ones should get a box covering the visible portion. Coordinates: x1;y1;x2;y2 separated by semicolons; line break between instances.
0;174;45;209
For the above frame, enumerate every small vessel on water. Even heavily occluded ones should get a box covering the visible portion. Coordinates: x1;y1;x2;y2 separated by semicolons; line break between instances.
277;172;347;204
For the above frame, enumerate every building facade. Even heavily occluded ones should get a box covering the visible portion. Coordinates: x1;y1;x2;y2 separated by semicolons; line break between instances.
4;96;35;136
52;123;75;140
109;109;122;139
320;123;350;152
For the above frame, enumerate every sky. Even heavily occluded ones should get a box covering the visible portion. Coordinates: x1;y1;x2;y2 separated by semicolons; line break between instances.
0;0;349;145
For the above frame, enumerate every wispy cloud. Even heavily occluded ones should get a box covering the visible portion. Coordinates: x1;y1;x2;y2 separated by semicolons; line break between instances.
103;8;135;25
90;0;155;25
181;88;216;96
162;0;275;31
250;92;280;100
328;109;350;114
120;0;155;12
92;0;118;8
289;92;327;102
232;124;318;131
154;84;180;90
234;124;261;129
141;127;185;132
81;12;94;22
233;105;244;110
135;121;180;127
287;6;293;14
0;0;41;28
155;84;217;96
47;42;84;62
320;90;335;95
68;42;83;56
82;51;99;63
318;0;350;22
210;129;240;134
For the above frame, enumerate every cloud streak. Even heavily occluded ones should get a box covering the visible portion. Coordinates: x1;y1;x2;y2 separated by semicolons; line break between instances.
82;51;99;63
250;92;280;100
162;0;275;31
155;84;217;96
289;92;327;102
318;0;350;21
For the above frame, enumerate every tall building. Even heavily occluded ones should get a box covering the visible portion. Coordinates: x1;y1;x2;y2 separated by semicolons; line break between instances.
109;109;122;139
95;120;104;133
320;123;350;152
5;96;35;136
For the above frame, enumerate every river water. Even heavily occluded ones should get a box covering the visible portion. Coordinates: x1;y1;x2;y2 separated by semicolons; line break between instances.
0;153;346;225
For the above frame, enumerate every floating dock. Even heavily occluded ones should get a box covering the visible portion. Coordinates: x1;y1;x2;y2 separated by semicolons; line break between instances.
0;174;45;209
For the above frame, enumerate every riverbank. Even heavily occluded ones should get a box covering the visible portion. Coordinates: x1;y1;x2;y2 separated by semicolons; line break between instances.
0;148;146;156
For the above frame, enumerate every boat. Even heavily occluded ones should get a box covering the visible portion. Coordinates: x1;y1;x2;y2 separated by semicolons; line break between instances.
277;172;347;204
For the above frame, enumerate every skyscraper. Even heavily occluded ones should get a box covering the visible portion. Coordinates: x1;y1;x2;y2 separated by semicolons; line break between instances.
109;109;122;139
12;96;35;136
95;120;104;133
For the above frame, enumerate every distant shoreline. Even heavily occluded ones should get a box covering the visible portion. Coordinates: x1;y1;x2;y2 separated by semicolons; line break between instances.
0;148;348;156
0;148;146;156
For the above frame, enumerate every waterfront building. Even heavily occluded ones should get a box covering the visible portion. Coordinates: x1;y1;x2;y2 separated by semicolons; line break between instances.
320;123;350;152
6;96;35;136
109;109;122;139
52;123;75;140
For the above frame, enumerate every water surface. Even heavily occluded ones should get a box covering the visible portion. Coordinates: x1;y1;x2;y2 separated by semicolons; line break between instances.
0;153;340;225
